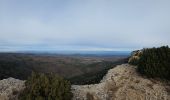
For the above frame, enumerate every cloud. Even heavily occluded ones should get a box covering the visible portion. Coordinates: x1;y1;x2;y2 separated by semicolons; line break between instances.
0;0;170;51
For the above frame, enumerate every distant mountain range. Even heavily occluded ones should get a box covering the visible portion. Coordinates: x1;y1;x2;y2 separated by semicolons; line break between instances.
0;50;131;56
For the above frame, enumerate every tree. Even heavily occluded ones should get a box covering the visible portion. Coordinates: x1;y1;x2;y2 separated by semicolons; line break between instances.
19;72;73;100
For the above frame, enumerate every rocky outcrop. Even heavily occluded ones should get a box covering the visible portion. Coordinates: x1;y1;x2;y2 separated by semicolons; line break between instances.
128;50;143;64
72;64;170;100
0;78;25;100
0;64;170;100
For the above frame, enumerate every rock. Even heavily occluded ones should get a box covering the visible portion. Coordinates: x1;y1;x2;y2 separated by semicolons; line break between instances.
0;64;170;100
0;78;25;100
72;64;170;100
128;50;142;64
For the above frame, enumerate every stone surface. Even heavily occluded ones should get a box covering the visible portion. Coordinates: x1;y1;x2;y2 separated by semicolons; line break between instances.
0;64;170;100
0;78;25;100
128;50;142;64
72;64;170;100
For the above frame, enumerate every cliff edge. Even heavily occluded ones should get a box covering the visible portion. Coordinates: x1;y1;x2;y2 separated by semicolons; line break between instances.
72;64;170;100
0;64;170;100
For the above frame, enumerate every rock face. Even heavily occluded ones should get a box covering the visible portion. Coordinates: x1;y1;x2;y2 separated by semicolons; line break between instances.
72;64;170;100
0;78;25;100
0;64;170;100
128;50;143;64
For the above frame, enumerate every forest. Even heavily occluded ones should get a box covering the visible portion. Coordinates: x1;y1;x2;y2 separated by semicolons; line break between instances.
0;53;127;84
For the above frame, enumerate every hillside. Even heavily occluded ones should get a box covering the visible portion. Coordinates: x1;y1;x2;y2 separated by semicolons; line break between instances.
0;64;170;100
0;53;127;84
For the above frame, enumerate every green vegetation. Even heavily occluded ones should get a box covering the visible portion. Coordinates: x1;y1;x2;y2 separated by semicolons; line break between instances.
0;60;32;80
69;60;127;85
19;72;73;100
0;53;127;84
129;46;170;79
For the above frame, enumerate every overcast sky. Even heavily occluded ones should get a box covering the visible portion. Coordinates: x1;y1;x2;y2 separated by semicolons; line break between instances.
0;0;170;51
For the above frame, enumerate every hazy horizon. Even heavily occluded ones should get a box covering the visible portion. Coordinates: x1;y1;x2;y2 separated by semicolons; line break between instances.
0;0;170;52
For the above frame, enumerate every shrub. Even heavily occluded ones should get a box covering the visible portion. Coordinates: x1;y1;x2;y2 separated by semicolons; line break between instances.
19;72;73;100
129;46;170;80
128;56;140;65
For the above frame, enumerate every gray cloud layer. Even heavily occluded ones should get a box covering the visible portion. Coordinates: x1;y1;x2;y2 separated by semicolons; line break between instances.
0;0;170;51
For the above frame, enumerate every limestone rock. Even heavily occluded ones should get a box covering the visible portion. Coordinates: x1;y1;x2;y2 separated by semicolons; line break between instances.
0;64;170;100
0;78;25;100
72;64;170;100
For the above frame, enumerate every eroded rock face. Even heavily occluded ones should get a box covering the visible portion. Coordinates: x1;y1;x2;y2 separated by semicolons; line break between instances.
0;78;25;100
72;64;170;100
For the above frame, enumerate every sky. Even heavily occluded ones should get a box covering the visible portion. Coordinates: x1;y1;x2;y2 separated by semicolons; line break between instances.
0;0;170;52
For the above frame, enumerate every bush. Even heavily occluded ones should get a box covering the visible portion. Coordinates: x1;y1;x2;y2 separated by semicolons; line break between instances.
128;56;140;65
129;46;170;80
19;72;73;100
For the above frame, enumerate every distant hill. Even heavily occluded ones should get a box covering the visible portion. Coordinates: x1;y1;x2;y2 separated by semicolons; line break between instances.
1;48;170;100
0;53;128;84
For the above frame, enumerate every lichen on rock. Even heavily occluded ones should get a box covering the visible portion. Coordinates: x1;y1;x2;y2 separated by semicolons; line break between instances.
0;78;25;100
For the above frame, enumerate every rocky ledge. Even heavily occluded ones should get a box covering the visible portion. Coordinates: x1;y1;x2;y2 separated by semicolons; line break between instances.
0;64;170;100
0;78;25;100
72;64;170;100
